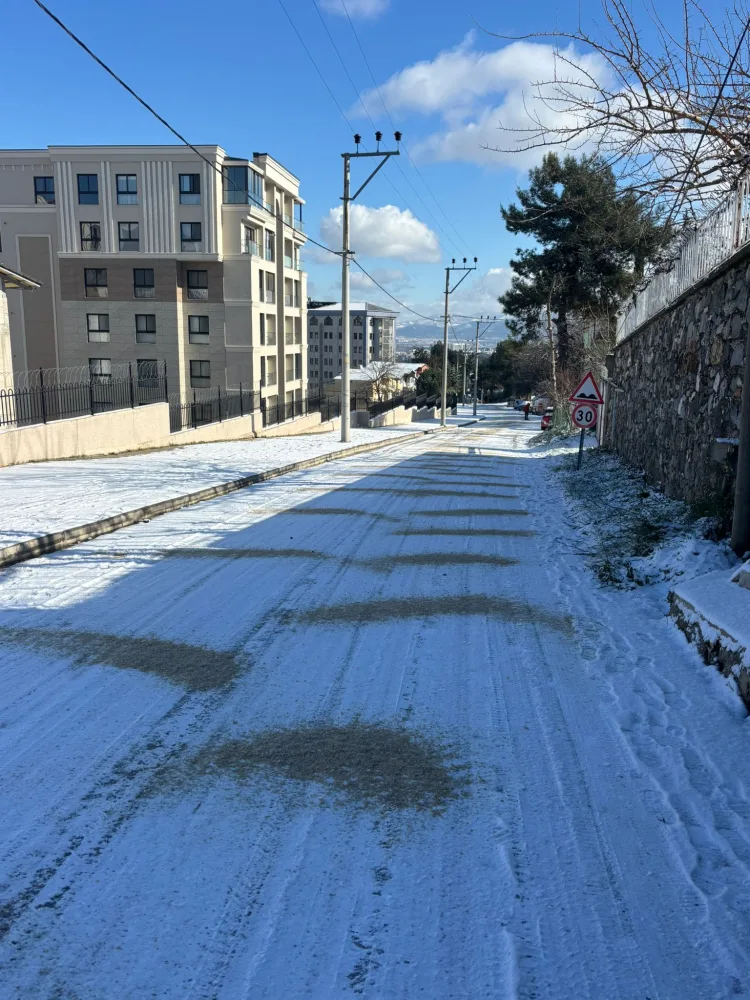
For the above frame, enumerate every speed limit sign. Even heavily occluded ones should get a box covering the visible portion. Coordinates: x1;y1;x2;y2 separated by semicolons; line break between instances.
572;402;598;429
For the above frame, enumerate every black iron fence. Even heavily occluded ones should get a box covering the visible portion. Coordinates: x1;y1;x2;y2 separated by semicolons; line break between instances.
169;384;260;433
0;362;168;430
167;385;459;436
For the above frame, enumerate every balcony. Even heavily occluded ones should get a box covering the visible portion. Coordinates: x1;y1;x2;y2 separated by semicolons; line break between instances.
284;255;293;269
293;218;305;233
134;286;155;299
181;241;204;253
266;372;277;386
284;294;293;307
187;288;208;300
283;214;293;228
264;201;274;215
242;240;261;257
85;286;108;299
265;248;275;262
265;292;276;304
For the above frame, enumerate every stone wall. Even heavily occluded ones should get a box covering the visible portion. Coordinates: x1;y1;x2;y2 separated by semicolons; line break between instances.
606;248;748;510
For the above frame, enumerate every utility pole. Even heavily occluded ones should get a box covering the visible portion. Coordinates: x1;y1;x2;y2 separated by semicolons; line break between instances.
462;346;467;401
340;131;401;442
472;315;499;417
441;258;477;426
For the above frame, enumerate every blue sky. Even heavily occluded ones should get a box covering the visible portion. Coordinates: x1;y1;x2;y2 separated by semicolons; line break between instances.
3;0;644;338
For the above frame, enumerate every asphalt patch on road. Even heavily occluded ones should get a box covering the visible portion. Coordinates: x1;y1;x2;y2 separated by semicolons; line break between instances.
337;487;520;500
0;627;239;691
394;527;535;538
285;595;571;634
415;508;529;518
190;723;467;814
161;547;330;561
355;553;519;571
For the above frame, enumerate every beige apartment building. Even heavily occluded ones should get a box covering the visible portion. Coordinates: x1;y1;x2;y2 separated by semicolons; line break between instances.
0;145;307;409
307;301;397;397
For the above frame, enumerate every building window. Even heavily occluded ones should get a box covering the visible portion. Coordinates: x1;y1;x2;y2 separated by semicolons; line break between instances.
266;315;277;346
88;357;111;381
133;268;155;298
259;313;265;345
353;315;362;327
181;222;202;250
190;360;210;387
222;165;263;207
84;267;108;298
188;315;209;344
310;316;318;327
179;173;201;204
34;176;55;205
86;314;109;342
265;273;275;304
324;315;332;326
135;314;156;343
295;354;302;380
187;269;208;299
116;174;137;205
78;174;99;205
260;356;266;387
264;230;275;262
118;221;140;252
80;221;101;251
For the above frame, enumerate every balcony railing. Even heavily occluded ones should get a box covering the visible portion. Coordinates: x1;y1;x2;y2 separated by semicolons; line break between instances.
181;241;203;253
81;239;101;252
293;218;305;233
284;294;293;307
283;214;293;228
134;286;155;299
242;240;261;257
187;288;208;300
265;248;275;262
264;201;274;215
284;255;293;269
85;286;108;299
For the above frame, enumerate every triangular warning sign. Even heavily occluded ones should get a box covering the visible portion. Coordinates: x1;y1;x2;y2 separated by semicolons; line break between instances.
568;371;603;404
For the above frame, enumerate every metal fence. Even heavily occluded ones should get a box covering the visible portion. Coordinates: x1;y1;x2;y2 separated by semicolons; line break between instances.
617;176;750;341
169;384;260;433
261;394;341;428
0;361;168;430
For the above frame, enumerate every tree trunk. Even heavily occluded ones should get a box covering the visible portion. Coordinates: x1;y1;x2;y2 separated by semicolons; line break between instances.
555;310;570;370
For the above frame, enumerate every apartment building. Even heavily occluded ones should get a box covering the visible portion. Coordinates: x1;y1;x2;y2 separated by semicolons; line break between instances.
307;301;397;396
0;145;307;409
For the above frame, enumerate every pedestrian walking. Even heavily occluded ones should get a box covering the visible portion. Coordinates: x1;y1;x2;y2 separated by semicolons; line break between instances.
523;400;531;420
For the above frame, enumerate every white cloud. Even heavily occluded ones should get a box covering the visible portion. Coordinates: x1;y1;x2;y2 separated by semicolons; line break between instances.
355;35;609;168
320;204;441;263
320;0;388;18
351;267;413;293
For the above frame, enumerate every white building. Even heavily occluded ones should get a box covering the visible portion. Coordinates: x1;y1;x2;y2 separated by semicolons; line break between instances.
307;301;397;396
0;145;307;408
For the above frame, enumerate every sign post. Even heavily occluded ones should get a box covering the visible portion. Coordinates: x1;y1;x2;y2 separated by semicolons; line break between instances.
569;372;604;470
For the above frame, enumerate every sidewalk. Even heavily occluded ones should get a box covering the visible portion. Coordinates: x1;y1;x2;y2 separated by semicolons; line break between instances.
0;410;476;551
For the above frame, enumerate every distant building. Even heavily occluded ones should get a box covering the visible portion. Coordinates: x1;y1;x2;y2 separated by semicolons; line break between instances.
325;361;427;402
307;301;397;396
0;144;307;408
0;264;40;382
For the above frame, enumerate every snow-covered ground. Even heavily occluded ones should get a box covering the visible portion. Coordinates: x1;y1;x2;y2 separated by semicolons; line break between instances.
0;416;466;549
0;405;749;999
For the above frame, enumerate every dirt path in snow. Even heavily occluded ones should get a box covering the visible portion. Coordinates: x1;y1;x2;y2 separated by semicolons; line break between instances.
0;408;749;999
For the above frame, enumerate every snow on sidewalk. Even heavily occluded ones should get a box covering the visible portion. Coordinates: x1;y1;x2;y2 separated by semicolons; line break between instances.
0;423;426;549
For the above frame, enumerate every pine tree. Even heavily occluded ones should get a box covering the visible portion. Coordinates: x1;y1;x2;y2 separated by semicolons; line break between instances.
499;153;670;368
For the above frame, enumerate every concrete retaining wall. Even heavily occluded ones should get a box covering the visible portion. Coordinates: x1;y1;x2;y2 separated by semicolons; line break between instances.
606;247;748;508
0;404;334;468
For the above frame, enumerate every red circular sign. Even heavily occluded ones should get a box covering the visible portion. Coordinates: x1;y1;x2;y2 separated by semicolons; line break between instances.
572;403;598;429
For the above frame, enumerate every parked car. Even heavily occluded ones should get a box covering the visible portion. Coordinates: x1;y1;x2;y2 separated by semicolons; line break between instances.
513;398;525;410
533;395;551;415
540;407;554;431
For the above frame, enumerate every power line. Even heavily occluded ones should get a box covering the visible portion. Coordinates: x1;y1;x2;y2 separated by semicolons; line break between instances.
338;0;471;254
30;0;474;330
302;0;457;257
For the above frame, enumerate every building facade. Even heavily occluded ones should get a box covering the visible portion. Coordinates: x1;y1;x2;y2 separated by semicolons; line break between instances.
306;301;397;396
0;145;307;409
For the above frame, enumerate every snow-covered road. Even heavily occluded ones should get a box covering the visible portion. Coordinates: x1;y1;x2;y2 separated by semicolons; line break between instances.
1;406;749;999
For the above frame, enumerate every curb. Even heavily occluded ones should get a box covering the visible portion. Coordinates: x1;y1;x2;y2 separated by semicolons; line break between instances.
0;422;470;570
